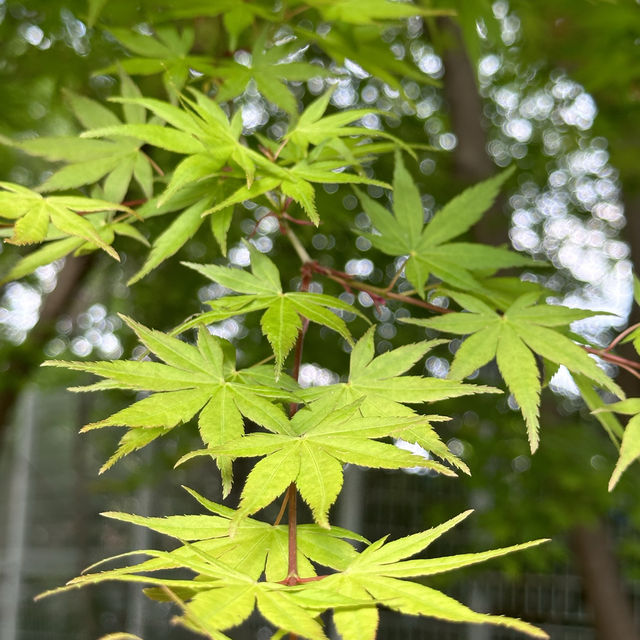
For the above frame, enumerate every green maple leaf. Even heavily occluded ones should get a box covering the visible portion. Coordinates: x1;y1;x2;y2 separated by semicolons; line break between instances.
37;501;548;640
1;77;155;202
300;326;503;473
213;32;332;115
44;317;298;493
285;88;411;161
0;182;129;260
82;89;386;225
81;89;255;189
402;292;623;451
37;487;370;639
307;509;549;639
40;547;328;640
592;398;640;490
96;486;367;584
295;24;438;94
99;26;217;94
301;325;499;413
310;0;450;24
179;398;456;529
182;243;366;377
357;156;537;296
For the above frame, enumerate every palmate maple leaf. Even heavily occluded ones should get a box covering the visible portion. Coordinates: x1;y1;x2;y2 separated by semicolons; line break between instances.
306;509;549;640
357;155;537;296
37;497;548;640
182;243;367;377
212;31;333;115
300;326;501;473
39;547;333;640
98;25;217;94
36;485;369;640
72;486;366;585
403;290;623;451
179;397;461;530
44;316;298;493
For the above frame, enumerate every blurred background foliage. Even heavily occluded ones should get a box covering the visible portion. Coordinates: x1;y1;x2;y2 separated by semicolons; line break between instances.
1;0;640;638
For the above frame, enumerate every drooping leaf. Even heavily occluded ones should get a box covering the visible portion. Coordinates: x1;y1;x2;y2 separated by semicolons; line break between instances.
402;293;621;451
592;402;640;489
0;182;127;260
128;197;212;284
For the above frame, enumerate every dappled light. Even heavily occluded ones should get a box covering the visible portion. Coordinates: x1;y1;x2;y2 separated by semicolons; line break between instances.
2;2;640;639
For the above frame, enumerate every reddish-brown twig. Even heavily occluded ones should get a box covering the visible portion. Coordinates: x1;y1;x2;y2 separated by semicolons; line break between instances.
603;322;640;353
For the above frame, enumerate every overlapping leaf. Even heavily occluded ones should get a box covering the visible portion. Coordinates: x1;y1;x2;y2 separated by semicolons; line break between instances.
89;487;367;583
38;503;547;639
309;509;548;639
402;292;623;451
183;244;365;377
358;157;536;296
44;316;297;491
179;398;457;529
300;326;502;472
39;548;329;640
81;88;389;225
37;486;369;639
301;326;499;414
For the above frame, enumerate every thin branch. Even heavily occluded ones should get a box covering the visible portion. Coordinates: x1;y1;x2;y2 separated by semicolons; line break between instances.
250;353;276;368
291;318;310;393
284;224;313;264
616;362;640;380
273;491;289;526
278;574;328;585
586;347;640;371
250;210;279;238
284;482;298;586
121;198;147;208
604;322;640;352
282;212;315;226
385;255;410;293
309;262;452;314
273;138;289;161
142;151;165;177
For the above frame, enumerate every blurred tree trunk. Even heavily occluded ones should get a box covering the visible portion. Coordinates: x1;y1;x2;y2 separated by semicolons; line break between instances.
437;17;508;246
623;193;640;327
570;523;639;640
439;18;639;640
0;254;94;447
